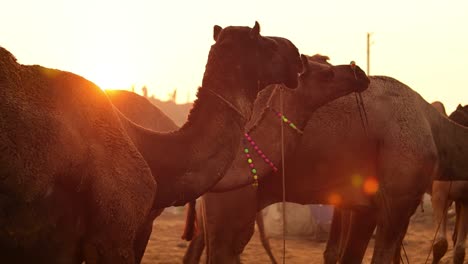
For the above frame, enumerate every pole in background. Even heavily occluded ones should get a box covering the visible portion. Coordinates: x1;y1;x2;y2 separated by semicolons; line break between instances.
367;32;374;75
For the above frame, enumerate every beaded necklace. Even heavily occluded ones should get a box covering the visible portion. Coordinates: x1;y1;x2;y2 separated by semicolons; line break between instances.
244;109;302;187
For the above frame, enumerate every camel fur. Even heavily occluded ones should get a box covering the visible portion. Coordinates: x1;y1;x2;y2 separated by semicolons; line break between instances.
183;55;370;263
0;21;304;263
186;64;468;264
431;104;468;264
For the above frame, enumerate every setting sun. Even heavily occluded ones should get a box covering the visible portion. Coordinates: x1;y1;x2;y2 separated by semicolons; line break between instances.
2;0;466;108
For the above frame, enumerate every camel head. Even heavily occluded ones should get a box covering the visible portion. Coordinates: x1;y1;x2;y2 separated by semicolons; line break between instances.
297;54;370;106
449;104;468;126
208;22;302;94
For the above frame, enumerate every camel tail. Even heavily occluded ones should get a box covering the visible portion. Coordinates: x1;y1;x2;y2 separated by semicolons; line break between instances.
256;211;278;264
182;200;198;241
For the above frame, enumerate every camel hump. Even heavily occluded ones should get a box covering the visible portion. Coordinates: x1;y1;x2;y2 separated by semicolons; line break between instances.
106;89;179;132
0;46;21;80
0;46;18;63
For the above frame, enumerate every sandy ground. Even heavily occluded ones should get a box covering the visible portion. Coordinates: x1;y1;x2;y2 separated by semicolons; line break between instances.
142;204;463;264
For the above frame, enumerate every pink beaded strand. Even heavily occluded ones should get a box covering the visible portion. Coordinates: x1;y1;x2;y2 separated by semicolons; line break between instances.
244;133;278;173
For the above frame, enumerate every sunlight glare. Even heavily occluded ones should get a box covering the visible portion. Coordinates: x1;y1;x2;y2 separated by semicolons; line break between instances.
328;193;342;206
363;177;379;195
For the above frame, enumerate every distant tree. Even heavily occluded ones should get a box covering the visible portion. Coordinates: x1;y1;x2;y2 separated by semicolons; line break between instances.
142;86;148;98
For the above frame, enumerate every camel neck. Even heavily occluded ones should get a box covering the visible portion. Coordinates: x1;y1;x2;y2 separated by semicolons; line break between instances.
120;74;257;208
211;88;309;192
424;102;468;181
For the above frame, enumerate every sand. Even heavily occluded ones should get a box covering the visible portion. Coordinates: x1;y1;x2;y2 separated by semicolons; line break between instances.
142;204;462;264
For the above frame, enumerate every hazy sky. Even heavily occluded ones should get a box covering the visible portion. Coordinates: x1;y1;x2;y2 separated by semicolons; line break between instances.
2;0;467;112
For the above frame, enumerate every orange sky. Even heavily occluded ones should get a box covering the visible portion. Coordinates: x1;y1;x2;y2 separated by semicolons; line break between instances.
2;0;467;113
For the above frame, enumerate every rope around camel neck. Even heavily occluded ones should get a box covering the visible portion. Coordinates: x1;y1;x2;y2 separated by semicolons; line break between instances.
280;87;287;264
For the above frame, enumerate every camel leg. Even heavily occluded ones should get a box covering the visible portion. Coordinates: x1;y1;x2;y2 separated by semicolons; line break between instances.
452;201;462;247
371;195;418;264
340;209;376;264
134;219;154;263
453;203;468;264
431;181;452;264
184;203;206;264
203;189;257;264
324;208;343;264
339;209;352;259
256;211;278;264
183;229;205;264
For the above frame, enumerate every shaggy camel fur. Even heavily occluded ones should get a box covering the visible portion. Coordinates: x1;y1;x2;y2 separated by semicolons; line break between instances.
0;47;155;263
432;104;468;264
183;55;370;263
0;22;304;263
188;72;468;264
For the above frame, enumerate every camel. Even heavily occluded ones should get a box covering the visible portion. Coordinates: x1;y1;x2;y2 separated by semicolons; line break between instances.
0;22;305;263
105;89;178;132
0;47;156;263
189;65;468;263
106;90;222;257
431;104;468;264
183;54;370;263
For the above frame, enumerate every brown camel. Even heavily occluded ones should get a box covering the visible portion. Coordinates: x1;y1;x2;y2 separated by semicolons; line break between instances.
187;99;468;264
105;89;178;132
113;22;306;261
431;104;468;264
191;68;468;263
183;54;370;263
0;22;304;263
0;47;156;263
105;90;213;253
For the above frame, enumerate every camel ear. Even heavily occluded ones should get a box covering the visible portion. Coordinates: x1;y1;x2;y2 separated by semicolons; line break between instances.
213;25;222;41
457;104;463;110
300;54;309;75
250;21;260;39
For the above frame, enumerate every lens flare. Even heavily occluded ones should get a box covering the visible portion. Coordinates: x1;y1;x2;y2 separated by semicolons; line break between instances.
351;174;363;187
328;193;342;205
363;177;379;195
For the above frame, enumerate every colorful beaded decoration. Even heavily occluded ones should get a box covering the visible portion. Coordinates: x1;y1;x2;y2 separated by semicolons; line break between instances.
244;110;302;187
242;146;259;187
244;132;278;187
271;108;304;134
